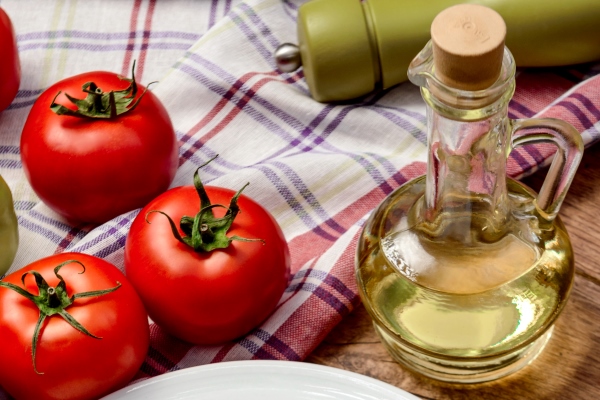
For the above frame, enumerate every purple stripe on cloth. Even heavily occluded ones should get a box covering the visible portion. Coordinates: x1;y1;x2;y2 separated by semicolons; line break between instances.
194;148;386;243
371;105;427;145
180;55;402;174
520;143;546;165
15;89;44;98
188;146;405;244
292;269;357;304
0;146;20;154
17;30;200;42
324;274;358;304
0;159;22;169
224;0;233;14
367;152;413;187
182;146;351;241
572;93;600;120
282;258;353;318
92;234;128;260
254;164;339;240
285;282;350;316
557;100;595;129
301;107;349;151
282;0;300;12
270;161;346;234
184;51;308;121
296;105;334;145
509;148;535;174
177;64;301;136
286;281;317;293
313;286;351;315
69;214;134;254
298;102;400;177
193;123;401;203
19;41;193;52
18;217;68;245
509;99;535;118
238;3;279;49
311;226;340;242
237;337;266;356
349;153;395;195
253;347;279;360
13;201;37;211
174;74;311;168
290;90;417;179
230;5;278;66
254;329;302;361
29;210;87;234
209;0;219;28
178;57;414;192
7;99;36;110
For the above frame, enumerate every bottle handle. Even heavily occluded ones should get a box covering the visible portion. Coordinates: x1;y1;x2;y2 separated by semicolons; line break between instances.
511;118;584;220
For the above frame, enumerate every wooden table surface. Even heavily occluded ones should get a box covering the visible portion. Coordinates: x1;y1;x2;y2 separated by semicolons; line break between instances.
307;143;600;399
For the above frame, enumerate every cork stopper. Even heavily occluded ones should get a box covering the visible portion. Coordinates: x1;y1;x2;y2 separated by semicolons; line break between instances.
431;4;506;91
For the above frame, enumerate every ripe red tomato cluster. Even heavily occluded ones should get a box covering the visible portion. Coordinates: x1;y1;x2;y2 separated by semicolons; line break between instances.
0;7;290;400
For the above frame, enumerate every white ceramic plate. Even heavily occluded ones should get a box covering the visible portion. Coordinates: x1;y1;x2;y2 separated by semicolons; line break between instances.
102;360;420;400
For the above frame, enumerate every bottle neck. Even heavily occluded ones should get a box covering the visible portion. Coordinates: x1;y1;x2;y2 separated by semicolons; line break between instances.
408;43;518;244
419;97;511;243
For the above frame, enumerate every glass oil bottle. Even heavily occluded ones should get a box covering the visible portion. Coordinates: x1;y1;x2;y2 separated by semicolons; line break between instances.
355;4;584;383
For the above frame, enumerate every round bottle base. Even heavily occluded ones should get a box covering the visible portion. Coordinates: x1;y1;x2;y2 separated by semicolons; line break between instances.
373;323;553;384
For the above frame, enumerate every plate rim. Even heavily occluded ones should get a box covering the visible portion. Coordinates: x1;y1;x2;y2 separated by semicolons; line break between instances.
103;360;420;400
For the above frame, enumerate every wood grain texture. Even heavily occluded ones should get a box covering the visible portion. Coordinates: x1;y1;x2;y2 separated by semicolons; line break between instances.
307;144;600;399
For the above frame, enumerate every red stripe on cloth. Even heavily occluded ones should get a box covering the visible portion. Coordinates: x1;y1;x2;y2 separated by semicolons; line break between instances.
179;71;280;165
53;227;82;254
135;0;157;81
122;0;143;76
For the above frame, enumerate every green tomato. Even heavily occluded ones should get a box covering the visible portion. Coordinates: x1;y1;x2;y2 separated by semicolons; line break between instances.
0;175;18;275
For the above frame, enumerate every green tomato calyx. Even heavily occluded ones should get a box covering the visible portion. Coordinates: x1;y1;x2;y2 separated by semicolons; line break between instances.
146;155;264;252
50;60;153;119
0;260;121;374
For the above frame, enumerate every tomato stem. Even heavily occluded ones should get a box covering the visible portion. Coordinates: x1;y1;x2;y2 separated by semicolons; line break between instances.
146;155;264;253
0;260;121;374
49;60;152;119
47;287;61;308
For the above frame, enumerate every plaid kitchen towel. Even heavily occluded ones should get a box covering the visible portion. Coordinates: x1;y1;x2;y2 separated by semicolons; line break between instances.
1;0;600;390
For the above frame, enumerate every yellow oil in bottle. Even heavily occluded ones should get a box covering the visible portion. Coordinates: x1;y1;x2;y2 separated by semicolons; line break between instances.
356;177;574;382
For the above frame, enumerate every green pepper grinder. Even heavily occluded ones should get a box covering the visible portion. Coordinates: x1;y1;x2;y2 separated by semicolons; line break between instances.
275;0;600;103
276;0;419;103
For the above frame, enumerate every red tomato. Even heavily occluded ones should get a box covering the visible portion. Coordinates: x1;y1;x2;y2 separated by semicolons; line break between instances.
0;253;150;400
124;181;290;344
20;69;178;224
0;7;20;112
